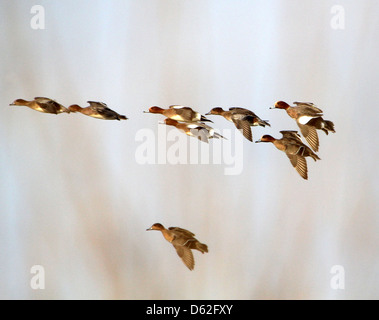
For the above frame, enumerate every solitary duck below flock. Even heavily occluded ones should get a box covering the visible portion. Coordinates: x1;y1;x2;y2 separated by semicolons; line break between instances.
10;97;70;114
256;130;320;180
206;107;270;142
146;223;208;270
161;118;225;143
270;101;335;152
68;101;128;120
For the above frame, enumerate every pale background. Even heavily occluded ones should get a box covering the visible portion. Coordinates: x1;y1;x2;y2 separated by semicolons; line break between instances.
1;0;378;299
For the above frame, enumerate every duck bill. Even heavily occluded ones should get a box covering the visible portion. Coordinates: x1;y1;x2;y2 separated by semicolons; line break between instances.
255;139;262;143
269;106;277;109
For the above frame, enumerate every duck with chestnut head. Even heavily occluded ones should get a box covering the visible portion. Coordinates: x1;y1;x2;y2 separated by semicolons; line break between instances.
10;97;70;114
256;130;320;180
270;101;335;152
146;223;208;271
68;101;127;120
206;107;270;142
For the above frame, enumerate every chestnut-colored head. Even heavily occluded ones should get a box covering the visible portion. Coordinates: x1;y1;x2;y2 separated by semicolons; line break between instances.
146;223;165;231
163;118;179;126
271;101;290;110
68;104;83;112
205;107;225;115
255;135;276;143
147;106;164;114
10;99;29;106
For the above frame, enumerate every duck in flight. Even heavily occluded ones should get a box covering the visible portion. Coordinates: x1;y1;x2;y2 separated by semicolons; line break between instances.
146;223;208;271
205;107;270;142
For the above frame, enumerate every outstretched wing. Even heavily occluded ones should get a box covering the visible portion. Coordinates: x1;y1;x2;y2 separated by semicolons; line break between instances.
169;227;195;238
293;102;323;115
172;243;195;270
280;130;302;142
286;153;308;180
297;123;319;152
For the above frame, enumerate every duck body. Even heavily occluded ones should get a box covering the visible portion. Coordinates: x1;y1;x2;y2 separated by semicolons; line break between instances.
68;101;127;120
144;105;213;123
206;107;270;142
162;118;225;143
256;130;320;180
147;223;208;270
271;101;335;151
10;97;70;114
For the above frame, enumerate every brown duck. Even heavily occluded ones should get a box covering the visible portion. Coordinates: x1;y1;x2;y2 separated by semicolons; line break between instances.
68;101;127;120
10;97;70;114
146;223;208;270
256;130;321;180
205;107;270;142
270;101;335;152
161;118;225;143
144;105;213;123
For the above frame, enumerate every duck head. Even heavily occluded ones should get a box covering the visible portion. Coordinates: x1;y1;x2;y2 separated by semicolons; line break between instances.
144;106;164;114
205;107;225;115
10;99;29;106
270;101;290;110
146;223;165;231
255;135;276;143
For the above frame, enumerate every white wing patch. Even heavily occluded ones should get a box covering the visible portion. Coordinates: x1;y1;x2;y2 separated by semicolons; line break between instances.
298;115;316;125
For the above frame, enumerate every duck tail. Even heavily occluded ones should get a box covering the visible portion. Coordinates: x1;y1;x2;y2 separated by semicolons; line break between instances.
196;242;208;254
118;115;128;120
310;151;321;162
323;120;335;134
200;115;213;123
259;119;271;127
308;117;335;134
213;132;227;140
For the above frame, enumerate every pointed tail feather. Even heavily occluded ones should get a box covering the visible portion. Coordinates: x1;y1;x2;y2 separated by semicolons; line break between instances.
196;242;208;254
200;116;213;123
324;120;335;133
259;119;270;127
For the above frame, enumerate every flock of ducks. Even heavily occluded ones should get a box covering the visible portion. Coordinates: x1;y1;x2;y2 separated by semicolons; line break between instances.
10;96;335;270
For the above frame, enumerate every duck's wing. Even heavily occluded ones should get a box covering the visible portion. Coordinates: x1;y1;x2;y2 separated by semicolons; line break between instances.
175;107;196;121
285;143;308;179
286;153;308;180
229;107;254;115
87;101;126;119
88;101;122;115
280;130;303;142
87;101;108;108
169;105;188;109
34;97;65;114
297;123;319;152
230;114;253;142
34;97;54;103
293;102;323;115
187;125;210;143
169;227;195;237
172;243;195;270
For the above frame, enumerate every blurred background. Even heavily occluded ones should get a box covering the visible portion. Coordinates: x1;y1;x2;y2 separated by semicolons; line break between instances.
1;0;378;299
